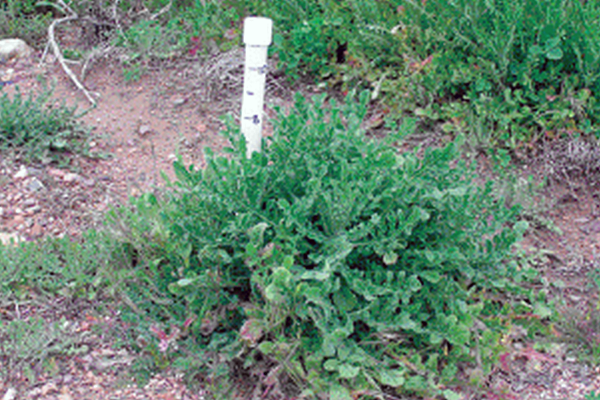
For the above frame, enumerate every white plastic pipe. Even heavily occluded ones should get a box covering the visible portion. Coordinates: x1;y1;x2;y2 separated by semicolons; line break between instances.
241;17;273;158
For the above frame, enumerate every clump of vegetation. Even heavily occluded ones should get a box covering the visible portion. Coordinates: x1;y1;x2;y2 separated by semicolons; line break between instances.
106;91;544;398
0;86;89;163
557;269;600;367
0;231;130;386
0;0;53;46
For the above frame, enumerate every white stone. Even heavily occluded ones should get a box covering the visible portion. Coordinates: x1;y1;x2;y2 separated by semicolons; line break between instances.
0;38;33;63
63;172;81;183
0;233;23;247
13;165;28;179
27;177;44;191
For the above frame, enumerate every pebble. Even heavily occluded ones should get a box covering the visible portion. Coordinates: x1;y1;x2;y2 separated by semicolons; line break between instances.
48;167;66;178
26;205;41;214
14;165;28;179
10;215;24;225
63;173;81;183
172;96;186;106
2;387;16;400
27;177;44;192
138;124;152;136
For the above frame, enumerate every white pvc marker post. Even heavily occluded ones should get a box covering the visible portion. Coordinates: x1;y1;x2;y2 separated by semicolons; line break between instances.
241;17;273;158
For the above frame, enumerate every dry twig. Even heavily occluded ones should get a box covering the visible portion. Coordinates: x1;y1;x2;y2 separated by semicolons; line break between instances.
47;15;98;106
40;0;97;105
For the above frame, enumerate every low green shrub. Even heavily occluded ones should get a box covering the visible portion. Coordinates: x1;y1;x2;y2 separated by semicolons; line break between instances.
110;91;541;398
0;230;126;301
0;86;90;163
391;0;600;147
557;269;600;367
0;0;52;46
0;316;85;385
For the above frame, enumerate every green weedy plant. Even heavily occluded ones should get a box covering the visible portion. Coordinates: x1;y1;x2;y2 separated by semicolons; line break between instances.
0;230;126;301
0;86;89;163
396;0;600;147
0;0;53;46
0;317;83;386
112;91;536;398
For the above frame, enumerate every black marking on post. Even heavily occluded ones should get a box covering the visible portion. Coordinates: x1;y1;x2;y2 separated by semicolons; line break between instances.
249;65;268;74
244;115;261;125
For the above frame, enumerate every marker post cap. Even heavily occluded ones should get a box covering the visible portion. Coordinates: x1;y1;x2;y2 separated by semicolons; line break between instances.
243;17;273;46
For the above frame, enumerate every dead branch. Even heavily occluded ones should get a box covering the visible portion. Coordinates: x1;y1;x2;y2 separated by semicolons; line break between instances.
47;15;98;106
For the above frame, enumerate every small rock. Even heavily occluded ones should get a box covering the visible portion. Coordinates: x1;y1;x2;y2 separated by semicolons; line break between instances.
1;68;14;82
30;223;43;238
0;38;33;64
40;382;58;396
63;173;81;183
2;387;16;400
47;167;66;179
57;392;72;400
10;215;24;225
14;165;28;179
14;208;23;215
83;178;95;187
196;123;207;133
22;198;35;207
138;124;152;136
172;96;186;106
27;177;44;191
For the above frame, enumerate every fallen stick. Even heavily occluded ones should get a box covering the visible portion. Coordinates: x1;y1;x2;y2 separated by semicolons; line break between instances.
47;15;97;106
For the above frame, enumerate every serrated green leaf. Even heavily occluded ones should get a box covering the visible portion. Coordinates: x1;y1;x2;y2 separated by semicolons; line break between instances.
420;270;441;283
398;313;418;330
338;363;360;378
407;275;422;292
265;285;280;302
383;252;398;265
332;286;357;312
378;369;405;386
272;267;292;287
533;302;552;318
324;358;340;371
258;341;275;355
330;384;352;400
546;46;563;60
283;255;294;269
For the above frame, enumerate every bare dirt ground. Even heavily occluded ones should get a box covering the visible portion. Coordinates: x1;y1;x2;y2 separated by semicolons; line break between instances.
3;43;600;399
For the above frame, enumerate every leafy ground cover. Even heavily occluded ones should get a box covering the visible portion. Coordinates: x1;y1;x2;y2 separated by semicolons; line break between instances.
3;0;600;399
